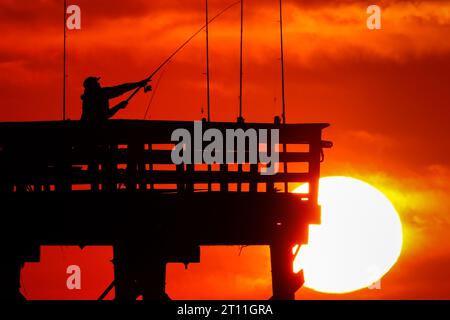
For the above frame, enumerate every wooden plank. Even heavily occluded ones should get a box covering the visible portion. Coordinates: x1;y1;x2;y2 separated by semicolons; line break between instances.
0;120;329;145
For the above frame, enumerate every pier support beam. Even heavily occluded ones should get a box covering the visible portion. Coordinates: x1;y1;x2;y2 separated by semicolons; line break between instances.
0;257;25;301
270;240;304;300
113;242;169;300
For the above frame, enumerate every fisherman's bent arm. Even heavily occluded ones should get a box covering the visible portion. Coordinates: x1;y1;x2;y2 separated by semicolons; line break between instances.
103;81;145;99
106;104;124;119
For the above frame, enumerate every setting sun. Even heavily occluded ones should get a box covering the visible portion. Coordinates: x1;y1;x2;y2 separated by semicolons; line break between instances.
293;177;403;294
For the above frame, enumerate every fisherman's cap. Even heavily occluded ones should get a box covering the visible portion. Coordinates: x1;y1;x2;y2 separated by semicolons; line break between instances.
83;76;101;88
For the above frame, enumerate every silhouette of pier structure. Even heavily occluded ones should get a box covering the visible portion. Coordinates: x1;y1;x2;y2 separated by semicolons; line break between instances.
0;119;330;300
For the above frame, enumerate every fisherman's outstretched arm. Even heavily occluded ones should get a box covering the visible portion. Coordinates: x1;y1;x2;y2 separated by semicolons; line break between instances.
104;79;148;99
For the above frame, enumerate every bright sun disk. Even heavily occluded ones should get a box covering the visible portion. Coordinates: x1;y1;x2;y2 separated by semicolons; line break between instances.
293;176;403;294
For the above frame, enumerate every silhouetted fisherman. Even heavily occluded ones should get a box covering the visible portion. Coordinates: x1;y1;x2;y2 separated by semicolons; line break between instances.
79;77;149;192
81;77;150;122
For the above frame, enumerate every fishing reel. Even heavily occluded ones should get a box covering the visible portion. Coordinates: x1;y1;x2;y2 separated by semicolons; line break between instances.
144;85;153;93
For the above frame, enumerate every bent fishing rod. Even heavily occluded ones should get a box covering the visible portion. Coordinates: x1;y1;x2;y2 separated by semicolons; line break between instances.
126;0;240;104
98;2;240;300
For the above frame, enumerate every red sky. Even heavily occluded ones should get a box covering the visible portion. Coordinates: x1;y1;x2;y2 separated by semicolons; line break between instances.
1;0;450;299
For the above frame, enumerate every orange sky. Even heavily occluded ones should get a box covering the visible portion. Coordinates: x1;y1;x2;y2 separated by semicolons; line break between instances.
1;0;450;299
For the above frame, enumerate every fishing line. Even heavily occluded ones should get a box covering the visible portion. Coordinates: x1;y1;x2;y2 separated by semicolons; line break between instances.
143;63;170;120
98;2;241;299
126;0;241;104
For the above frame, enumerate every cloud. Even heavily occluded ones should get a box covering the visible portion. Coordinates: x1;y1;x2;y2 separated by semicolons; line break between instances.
3;0;450;299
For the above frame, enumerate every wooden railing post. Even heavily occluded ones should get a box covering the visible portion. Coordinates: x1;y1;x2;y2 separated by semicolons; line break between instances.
309;131;323;205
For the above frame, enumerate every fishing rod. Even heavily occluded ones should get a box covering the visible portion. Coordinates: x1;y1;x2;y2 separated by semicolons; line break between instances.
126;0;241;104
98;2;241;300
